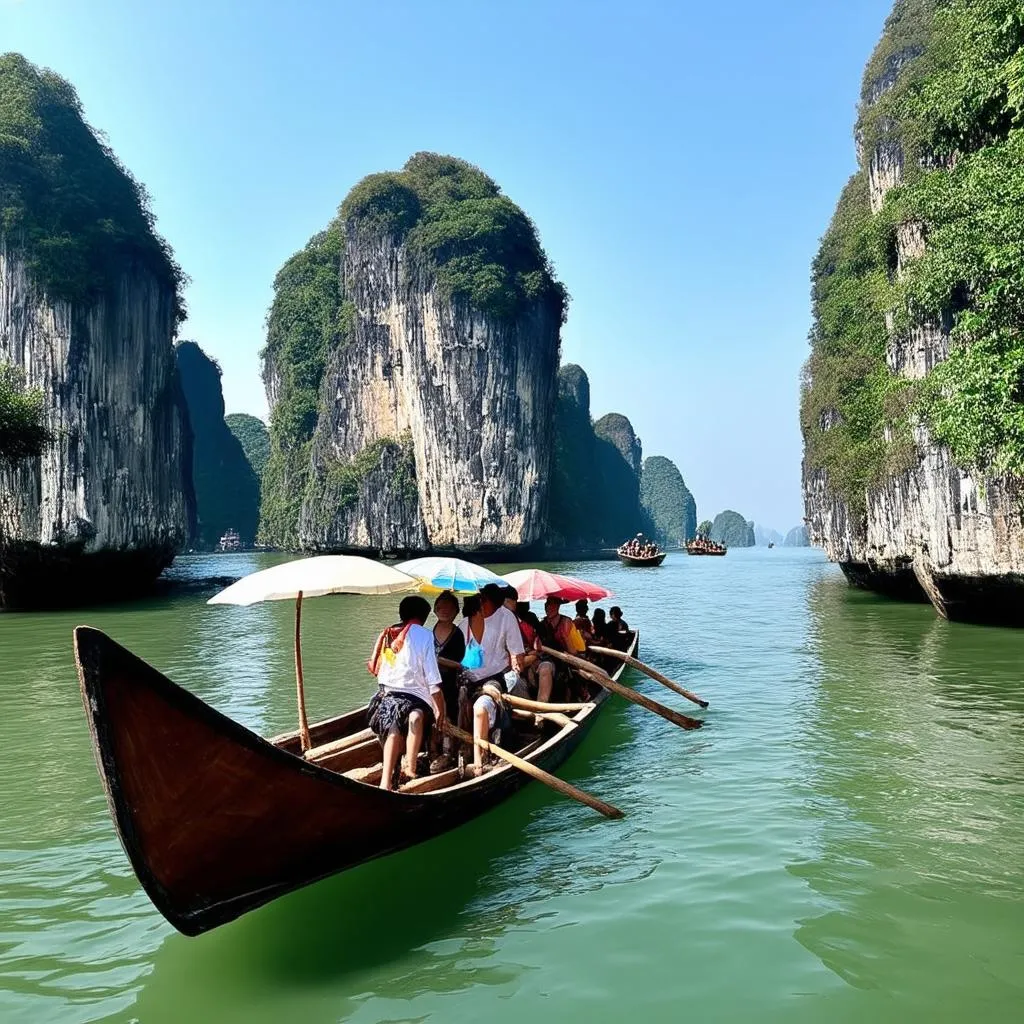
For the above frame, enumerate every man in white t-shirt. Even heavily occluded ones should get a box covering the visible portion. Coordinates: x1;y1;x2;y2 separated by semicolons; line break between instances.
367;595;445;791
459;583;525;775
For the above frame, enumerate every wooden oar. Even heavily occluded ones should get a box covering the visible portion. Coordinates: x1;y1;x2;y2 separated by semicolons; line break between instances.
540;647;704;731
502;693;593;714
588;645;709;708
440;721;623;820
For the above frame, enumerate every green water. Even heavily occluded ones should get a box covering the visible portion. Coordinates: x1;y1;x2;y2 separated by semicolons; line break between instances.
2;548;1023;1023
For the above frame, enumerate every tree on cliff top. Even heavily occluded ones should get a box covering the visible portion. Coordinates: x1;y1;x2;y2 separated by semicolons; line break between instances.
697;520;713;538
640;456;696;545
0;364;50;463
340;153;567;324
0;53;184;318
710;510;755;547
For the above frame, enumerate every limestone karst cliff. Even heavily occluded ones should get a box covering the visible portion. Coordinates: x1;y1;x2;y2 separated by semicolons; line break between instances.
801;0;1024;623
0;55;192;608
784;525;810;547
547;364;657;546
710;511;755;548
640;455;696;546
260;153;565;554
176;342;259;549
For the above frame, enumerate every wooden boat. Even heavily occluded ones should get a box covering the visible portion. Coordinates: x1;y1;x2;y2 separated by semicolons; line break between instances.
74;625;638;937
617;547;666;567
685;541;727;556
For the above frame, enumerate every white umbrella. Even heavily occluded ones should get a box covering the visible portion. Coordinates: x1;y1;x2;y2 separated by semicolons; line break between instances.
395;555;505;595
208;556;419;751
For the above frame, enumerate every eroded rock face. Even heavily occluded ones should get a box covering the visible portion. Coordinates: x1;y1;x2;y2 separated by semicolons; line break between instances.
295;219;561;554
802;3;1024;623
0;242;192;607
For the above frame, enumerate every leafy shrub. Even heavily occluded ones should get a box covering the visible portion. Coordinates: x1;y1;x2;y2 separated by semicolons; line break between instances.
0;363;50;463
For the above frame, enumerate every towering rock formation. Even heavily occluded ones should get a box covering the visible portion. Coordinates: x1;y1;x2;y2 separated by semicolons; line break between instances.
260;153;565;554
593;413;646;544
640;455;697;545
754;525;784;547
801;1;1024;623
710;511;755;548
0;55;191;608
784;525;810;547
176;342;259;549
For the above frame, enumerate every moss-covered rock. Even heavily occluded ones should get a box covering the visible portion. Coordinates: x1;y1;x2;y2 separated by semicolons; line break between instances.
640;456;696;545
176;342;259;548
0;53;184;318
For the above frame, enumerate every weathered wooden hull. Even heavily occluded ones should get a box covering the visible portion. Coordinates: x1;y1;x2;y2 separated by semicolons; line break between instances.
74;626;635;936
617;550;666;566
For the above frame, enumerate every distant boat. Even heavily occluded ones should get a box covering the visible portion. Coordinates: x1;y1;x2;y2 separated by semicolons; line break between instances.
686;540;727;556
768;542;775;549
618;547;667;567
216;529;242;552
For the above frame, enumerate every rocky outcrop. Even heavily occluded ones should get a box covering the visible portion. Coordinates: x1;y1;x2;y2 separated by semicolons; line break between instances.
640;456;696;546
0;56;190;607
801;2;1024;623
784;525;809;547
176;342;259;549
0;242;191;606
710;511;755;548
261;154;564;555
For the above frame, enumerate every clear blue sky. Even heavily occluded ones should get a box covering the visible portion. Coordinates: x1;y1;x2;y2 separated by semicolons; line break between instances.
2;0;892;531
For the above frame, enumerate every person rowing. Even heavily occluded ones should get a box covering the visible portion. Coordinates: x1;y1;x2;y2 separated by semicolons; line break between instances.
366;595;446;791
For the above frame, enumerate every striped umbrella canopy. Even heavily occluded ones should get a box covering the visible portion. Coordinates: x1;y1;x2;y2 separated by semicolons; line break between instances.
502;568;614;603
395;556;506;595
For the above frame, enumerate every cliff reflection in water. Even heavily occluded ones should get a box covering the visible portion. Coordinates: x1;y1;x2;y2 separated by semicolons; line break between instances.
791;580;1024;1018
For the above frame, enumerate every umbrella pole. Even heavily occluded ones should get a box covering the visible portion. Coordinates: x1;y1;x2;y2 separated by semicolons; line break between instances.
295;591;312;752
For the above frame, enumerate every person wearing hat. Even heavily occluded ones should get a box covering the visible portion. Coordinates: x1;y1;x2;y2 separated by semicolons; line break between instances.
458;582;525;775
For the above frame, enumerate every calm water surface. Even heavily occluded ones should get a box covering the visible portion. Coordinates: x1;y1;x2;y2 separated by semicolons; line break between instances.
1;548;1023;1022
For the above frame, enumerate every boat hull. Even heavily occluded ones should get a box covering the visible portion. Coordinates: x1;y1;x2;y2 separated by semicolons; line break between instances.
74;626;633;936
617;550;666;567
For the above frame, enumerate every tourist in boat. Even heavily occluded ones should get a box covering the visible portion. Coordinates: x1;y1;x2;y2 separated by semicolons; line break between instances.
429;590;465;772
535;597;587;702
608;606;630;647
366;595;446;791
573;599;595;645
591;607;609;642
458;583;525;776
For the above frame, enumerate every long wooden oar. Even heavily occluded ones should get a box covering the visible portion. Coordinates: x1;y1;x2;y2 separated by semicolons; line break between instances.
440;721;623;819
589;645;709;708
540;647;704;731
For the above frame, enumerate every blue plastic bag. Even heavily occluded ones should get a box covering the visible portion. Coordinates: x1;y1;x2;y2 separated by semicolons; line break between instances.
461;638;484;670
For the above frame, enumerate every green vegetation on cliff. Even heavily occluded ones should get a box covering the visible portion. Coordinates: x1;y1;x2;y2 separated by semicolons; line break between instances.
340;153;567;322
225;414;270;478
0;54;184;317
259;153;565;547
802;1;1024;508
640;456;696;545
176;342;259;548
0;364;49;463
710;511;755;548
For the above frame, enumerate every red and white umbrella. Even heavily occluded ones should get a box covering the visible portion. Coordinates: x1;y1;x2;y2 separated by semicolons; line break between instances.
502;568;613;603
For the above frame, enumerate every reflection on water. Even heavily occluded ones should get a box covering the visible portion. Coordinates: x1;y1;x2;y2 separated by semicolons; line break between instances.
791;580;1024;1022
3;549;1024;1022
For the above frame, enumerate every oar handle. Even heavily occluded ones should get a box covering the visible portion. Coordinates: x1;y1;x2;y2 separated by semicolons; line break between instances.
588;645;709;708
539;646;704;731
440;721;623;819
